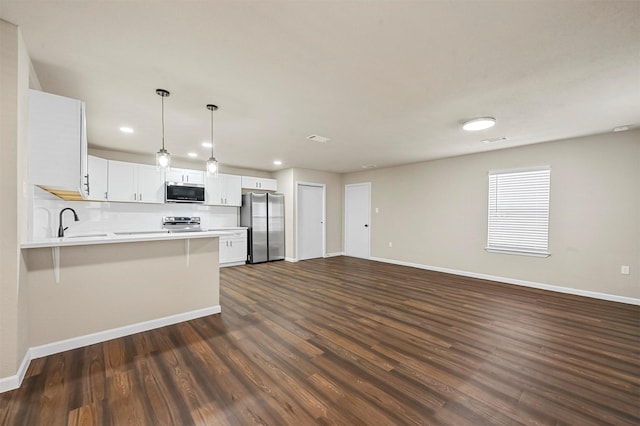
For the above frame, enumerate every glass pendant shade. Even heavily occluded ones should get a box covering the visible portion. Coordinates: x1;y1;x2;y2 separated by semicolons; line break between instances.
205;104;219;176
156;89;171;169
156;148;171;169
206;156;218;176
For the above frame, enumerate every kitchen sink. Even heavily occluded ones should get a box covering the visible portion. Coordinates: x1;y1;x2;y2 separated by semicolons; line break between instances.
65;233;110;238
113;230;170;236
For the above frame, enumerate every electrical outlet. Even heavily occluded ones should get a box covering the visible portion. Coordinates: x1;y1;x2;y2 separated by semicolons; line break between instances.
621;265;630;275
388;242;393;248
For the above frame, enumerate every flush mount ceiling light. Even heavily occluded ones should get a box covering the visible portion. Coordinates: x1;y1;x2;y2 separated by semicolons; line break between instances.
119;126;134;133
463;117;496;131
201;141;213;148
188;152;198;158
206;104;219;176
155;89;171;169
273;160;282;166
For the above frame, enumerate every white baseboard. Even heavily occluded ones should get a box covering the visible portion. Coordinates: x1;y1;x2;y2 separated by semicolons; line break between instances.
0;305;221;393
369;256;639;306
0;348;31;394
288;253;344;261
325;252;345;258
220;261;246;268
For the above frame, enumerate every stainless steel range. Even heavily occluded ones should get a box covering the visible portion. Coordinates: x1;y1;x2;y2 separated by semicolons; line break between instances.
161;216;202;233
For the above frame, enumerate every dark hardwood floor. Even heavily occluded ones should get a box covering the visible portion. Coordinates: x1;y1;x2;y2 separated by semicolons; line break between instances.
1;256;639;425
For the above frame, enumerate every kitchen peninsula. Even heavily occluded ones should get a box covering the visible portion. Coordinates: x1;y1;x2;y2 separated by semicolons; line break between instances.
21;230;228;355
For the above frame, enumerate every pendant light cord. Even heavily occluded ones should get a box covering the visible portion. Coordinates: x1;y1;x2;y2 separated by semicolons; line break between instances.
210;108;214;157
161;95;166;151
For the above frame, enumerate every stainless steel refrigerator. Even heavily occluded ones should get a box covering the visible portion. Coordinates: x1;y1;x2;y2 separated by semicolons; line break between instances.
240;193;285;263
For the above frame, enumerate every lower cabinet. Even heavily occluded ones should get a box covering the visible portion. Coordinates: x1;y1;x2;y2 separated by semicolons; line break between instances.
219;230;247;266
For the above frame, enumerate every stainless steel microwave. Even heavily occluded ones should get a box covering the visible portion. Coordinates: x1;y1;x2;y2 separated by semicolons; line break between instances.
165;182;205;203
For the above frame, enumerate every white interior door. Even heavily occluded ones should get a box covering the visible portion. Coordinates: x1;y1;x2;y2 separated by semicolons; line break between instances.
297;184;324;260
345;183;371;258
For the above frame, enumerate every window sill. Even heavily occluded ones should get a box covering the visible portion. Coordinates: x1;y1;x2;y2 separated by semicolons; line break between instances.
485;248;550;258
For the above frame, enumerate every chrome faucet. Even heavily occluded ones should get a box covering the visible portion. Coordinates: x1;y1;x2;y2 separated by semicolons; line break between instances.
58;208;79;237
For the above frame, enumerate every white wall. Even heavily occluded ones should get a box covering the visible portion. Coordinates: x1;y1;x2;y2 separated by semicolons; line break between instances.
343;130;640;300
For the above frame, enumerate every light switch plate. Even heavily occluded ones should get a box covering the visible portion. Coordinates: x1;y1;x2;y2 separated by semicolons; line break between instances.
621;265;630;275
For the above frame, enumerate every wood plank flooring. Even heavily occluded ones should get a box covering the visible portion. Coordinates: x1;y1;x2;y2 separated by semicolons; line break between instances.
1;256;639;425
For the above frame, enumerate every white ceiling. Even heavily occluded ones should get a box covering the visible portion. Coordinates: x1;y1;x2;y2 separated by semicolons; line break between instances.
2;1;639;173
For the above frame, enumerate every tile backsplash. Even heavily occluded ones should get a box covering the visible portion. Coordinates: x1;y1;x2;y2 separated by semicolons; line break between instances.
30;187;239;240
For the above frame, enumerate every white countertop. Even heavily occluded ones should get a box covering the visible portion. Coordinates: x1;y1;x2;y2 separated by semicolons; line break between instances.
21;228;246;249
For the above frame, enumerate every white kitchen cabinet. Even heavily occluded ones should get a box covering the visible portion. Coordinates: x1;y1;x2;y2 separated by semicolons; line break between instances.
241;176;277;191
107;160;165;203
136;164;165;203
219;229;247;266
107;161;136;202
166;167;204;185
205;173;242;206
28;89;88;198
86;155;108;201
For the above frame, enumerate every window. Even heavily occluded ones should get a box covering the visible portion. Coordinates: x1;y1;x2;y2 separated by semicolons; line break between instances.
487;166;551;257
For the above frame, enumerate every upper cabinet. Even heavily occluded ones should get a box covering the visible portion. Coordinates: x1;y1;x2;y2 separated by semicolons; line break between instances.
166;168;204;185
241;176;277;191
28;89;88;199
205;173;242;206
107;160;165;203
86;155;108;201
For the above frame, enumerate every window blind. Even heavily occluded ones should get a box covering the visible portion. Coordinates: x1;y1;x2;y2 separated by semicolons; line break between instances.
487;166;550;256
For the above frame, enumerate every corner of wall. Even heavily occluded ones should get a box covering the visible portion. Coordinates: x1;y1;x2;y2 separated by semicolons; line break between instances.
0;19;31;382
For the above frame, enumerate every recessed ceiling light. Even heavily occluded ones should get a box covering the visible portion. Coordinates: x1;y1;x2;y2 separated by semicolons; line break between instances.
119;126;134;133
188;152;198;158
463;117;496;131
201;141;213;148
273;160;282;166
613;125;630;132
361;164;377;169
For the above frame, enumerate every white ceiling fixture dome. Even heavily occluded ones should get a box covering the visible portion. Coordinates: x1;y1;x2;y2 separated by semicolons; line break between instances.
463;117;496;131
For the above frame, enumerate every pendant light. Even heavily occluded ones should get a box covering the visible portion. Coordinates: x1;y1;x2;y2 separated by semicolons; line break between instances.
206;104;219;176
156;89;171;169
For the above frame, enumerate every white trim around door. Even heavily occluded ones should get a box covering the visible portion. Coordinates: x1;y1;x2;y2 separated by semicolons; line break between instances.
295;181;326;260
344;182;371;259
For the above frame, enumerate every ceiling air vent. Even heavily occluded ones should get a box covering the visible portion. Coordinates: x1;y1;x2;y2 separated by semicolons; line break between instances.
306;134;330;143
481;137;508;144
